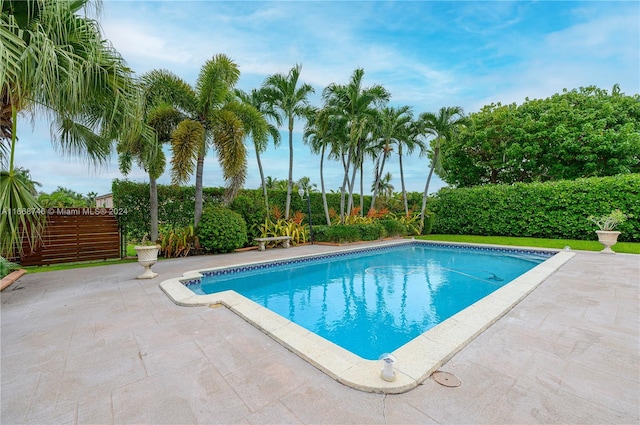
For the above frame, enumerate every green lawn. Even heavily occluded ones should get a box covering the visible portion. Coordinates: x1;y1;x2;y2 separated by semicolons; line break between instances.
417;234;640;254
23;258;138;274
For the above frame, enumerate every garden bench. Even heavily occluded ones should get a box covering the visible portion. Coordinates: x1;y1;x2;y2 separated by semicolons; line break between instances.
254;236;292;251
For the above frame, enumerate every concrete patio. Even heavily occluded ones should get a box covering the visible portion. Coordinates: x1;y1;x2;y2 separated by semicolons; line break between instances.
2;243;639;424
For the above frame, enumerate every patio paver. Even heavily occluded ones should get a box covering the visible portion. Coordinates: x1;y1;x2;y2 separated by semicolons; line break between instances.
2;243;638;424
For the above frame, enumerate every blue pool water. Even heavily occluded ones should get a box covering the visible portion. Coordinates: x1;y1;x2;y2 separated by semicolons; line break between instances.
188;242;553;360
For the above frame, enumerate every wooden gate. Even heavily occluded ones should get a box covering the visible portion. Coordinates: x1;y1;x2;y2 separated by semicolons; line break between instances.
19;208;121;266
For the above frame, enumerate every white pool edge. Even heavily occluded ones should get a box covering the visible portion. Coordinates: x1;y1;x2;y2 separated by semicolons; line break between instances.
159;242;575;393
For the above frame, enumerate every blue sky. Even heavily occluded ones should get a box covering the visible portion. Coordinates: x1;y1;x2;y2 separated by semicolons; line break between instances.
13;0;640;198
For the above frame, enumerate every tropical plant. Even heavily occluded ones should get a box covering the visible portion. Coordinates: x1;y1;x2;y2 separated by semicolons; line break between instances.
262;64;314;219
235;88;281;218
415;106;467;232
588;209;628;231
374;172;395;202
264;176;279;190
118;69;190;240
158;224;200;258
321;68;390;220
37;186;94;207
398;123;426;215
387;212;422;236
166;54;268;226
303;106;340;225
369;105;412;212
0;255;20;278
256;216;308;245
1;0;143;257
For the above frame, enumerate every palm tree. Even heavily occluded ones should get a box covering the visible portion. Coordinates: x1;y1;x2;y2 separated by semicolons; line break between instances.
322;69;389;218
167;55;266;226
369;105;413;212
235;88;281;218
118;70;189;241
264;176;279;190
1;0;143;257
303;106;339;225
261;64;314;219
374;172;394;200
416;106;467;231
398;121;426;216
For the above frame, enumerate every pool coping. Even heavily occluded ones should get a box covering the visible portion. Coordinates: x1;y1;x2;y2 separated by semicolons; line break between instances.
159;240;575;393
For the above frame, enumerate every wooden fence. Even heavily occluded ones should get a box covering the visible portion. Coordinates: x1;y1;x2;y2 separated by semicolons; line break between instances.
18;208;121;266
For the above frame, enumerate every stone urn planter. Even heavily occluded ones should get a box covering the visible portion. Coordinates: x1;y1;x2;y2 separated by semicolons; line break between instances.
595;230;621;254
134;245;160;279
588;209;628;254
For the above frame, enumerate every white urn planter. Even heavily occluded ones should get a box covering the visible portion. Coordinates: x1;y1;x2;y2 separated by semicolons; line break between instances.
595;230;620;254
134;245;160;279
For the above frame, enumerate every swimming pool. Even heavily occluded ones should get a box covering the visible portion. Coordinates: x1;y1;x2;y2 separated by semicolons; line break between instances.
160;240;574;393
188;243;552;360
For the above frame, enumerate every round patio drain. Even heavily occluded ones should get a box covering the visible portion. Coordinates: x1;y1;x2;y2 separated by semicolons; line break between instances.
432;371;461;387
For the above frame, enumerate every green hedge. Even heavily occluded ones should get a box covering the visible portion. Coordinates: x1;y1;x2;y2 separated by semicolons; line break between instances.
112;179;225;239
112;179;373;241
431;175;640;242
313;223;386;243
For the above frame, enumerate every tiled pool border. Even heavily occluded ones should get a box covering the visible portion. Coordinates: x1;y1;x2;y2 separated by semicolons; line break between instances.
160;240;575;393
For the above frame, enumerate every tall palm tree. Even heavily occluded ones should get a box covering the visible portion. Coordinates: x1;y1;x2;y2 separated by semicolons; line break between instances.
303;106;340;225
118;70;189;241
261;64;314;219
416;106;467;231
322;69;389;218
1;0;143;257
369;105;413;212
398;121;426;216
167;54;266;226
235;88;281;218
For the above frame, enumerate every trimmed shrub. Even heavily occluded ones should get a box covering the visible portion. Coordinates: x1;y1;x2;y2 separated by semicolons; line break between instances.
312;225;360;243
353;223;386;241
312;223;386;243
430;175;640;242
379;219;408;237
197;207;248;253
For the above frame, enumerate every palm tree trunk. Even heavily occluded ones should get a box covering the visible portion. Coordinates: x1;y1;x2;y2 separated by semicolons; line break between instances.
256;149;269;219
194;143;205;227
340;150;351;221
399;146;409;216
285;119;294;219
359;162;364;216
320;145;331;225
420;146;439;232
149;173;158;241
347;162;357;214
347;144;359;214
370;152;387;212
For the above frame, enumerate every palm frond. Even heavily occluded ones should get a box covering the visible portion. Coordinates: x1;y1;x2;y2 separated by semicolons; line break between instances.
196;54;240;114
54;115;112;167
0;169;46;258
170;119;204;185
212;110;246;202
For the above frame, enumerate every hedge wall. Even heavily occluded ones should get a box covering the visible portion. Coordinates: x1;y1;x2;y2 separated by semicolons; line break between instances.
112;179;372;240
431;174;640;242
